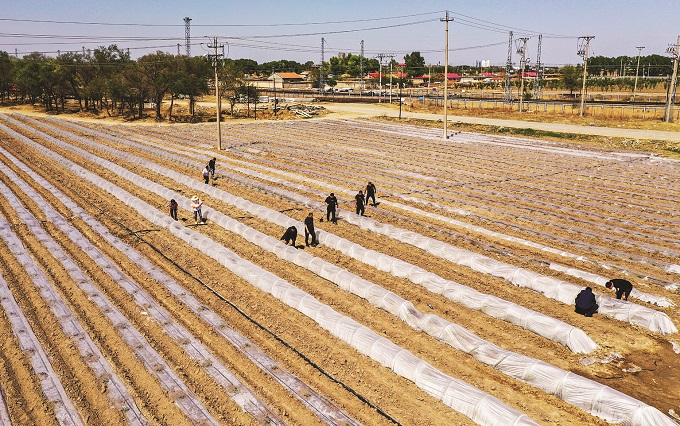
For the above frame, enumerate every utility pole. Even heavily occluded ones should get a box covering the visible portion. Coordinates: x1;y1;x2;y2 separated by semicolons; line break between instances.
533;34;543;99
577;36;594;117
664;35;680;122
360;40;365;93
184;17;191;57
399;82;403;119
632;46;645;102
375;54;385;102
516;37;529;112
319;38;325;94
374;53;394;103
441;10;453;139
504;31;514;104
389;61;393;103
208;37;224;149
272;67;277;117
177;43;180;56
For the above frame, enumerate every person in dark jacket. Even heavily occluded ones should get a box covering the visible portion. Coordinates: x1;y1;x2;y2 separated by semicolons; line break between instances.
304;212;318;246
280;226;298;247
575;287;598;317
325;193;338;224
365;181;377;206
168;199;178;221
208;157;216;180
355;190;365;216
605;279;633;301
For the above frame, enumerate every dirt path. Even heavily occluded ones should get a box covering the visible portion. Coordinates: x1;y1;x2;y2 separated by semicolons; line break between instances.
321;102;680;142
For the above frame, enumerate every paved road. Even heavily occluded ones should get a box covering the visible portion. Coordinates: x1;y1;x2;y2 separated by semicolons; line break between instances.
323;103;680;141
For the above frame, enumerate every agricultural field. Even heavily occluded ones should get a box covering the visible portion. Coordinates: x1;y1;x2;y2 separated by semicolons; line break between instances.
0;112;678;425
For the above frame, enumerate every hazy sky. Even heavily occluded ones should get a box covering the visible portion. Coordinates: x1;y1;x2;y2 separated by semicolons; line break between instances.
2;0;679;69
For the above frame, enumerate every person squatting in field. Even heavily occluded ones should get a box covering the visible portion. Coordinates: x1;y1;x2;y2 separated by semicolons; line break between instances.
575;286;598;317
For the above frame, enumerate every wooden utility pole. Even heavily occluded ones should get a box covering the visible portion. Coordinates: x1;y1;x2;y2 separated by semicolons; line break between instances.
208;36;224;150
441;11;453;139
664;36;680;122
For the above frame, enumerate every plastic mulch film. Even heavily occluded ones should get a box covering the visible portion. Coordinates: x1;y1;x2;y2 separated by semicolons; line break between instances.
0;119;538;426
4;119;679;426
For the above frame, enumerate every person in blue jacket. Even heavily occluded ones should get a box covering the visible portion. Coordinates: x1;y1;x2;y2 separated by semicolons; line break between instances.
575;287;598;317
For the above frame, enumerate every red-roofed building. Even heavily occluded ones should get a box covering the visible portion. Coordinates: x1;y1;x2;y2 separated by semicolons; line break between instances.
269;72;304;83
445;73;462;81
411;75;430;85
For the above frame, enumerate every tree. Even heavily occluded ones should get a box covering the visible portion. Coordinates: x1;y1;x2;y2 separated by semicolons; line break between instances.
403;51;426;77
0;51;15;102
14;53;47;104
171;55;211;119
138;51;178;120
560;65;581;94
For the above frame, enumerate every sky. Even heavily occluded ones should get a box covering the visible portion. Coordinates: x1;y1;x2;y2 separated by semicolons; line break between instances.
2;0;679;70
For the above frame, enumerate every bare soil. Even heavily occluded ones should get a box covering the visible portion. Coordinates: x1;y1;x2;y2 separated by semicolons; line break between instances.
0;105;678;425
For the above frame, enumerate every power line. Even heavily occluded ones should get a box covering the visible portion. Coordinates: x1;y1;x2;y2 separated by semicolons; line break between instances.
0;12;444;28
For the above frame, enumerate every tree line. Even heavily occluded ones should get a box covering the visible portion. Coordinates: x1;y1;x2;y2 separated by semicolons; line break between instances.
0;45;327;120
0;46;676;120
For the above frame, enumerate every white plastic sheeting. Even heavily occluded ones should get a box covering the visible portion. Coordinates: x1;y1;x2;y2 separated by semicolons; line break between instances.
174;153;676;335
548;264;675;307
0;191;147;425
30;115;598;353
121;129;675;316
0;146;358;425
122;150;597;353
0;179;221;425
0;120;539;426
0;241;84;425
382;199;676;306
7;119;680;426
203;118;680;290
0;161;285;425
0;386;9;426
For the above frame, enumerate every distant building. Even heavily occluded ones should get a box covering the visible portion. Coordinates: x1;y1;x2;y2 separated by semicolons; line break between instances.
269;72;304;84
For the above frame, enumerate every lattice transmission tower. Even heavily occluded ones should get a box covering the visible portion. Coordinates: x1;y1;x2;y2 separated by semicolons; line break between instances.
504;31;514;103
533;34;543;99
184;17;192;57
